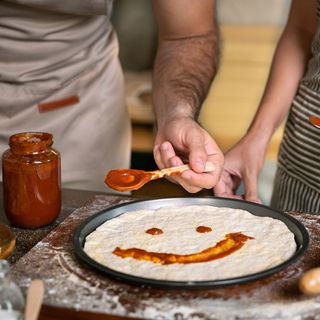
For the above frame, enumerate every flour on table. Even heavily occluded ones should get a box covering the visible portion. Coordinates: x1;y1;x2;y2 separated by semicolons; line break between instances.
84;205;297;281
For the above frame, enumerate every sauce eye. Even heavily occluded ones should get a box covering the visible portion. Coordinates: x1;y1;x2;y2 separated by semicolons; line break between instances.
196;226;212;233
146;227;163;235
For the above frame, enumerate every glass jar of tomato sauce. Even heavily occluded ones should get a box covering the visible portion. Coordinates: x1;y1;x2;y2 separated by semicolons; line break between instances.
2;132;61;228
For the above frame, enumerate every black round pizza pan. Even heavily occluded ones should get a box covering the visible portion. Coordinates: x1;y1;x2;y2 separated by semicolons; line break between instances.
73;196;309;289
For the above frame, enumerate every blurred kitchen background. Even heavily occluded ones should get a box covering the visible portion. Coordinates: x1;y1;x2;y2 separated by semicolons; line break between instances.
111;0;291;203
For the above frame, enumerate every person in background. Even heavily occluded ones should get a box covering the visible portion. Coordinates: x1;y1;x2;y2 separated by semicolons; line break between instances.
0;0;223;192
214;0;320;213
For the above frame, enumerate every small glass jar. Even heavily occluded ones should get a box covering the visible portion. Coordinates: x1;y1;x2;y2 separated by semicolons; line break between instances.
0;224;16;259
2;132;61;228
0;260;24;320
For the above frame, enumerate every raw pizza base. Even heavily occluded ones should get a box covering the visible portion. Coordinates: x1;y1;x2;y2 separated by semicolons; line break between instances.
84;205;297;281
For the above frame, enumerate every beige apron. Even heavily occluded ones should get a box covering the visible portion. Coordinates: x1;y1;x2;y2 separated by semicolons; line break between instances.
0;0;131;192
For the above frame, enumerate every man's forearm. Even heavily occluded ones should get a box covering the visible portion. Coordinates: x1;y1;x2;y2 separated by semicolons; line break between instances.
153;29;219;129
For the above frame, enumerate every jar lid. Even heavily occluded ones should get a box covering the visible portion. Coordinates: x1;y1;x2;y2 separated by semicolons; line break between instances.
9;132;53;154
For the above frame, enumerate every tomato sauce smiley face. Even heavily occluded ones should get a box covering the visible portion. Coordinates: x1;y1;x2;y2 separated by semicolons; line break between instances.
113;225;254;265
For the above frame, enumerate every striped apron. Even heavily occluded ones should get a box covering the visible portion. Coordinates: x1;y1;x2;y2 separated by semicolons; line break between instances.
271;3;320;213
0;0;131;192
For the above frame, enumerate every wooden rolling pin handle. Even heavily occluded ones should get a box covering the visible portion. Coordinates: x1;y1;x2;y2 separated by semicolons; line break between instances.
25;279;45;320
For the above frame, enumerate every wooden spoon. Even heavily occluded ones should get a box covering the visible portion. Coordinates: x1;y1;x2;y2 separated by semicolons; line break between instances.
309;115;320;128
25;279;44;320
105;161;216;191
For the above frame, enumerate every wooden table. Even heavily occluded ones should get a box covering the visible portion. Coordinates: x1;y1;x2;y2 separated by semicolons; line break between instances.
2;185;320;319
0;184;132;319
0;184;111;265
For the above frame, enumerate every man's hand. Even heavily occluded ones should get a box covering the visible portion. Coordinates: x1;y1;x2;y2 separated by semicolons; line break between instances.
154;116;223;193
151;0;220;192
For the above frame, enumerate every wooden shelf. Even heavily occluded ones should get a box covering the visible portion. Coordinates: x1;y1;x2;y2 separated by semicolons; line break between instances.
132;124;154;153
200;25;284;160
130;25;284;160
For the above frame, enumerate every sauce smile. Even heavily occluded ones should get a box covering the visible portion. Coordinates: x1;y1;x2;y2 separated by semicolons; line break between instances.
113;232;254;265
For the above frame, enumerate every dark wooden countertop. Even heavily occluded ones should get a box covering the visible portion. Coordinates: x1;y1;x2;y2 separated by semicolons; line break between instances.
0;183;114;264
1;183;137;319
2;184;320;319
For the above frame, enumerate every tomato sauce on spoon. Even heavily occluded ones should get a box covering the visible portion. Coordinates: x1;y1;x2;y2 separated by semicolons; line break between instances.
105;162;216;192
105;169;154;191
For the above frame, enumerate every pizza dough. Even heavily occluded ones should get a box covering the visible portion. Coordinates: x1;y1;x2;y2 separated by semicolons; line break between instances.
84;205;297;281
